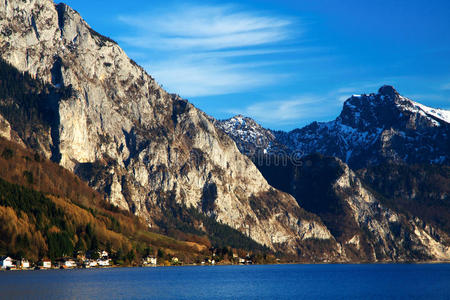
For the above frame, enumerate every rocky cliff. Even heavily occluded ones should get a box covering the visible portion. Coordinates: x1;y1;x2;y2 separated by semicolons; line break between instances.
253;154;450;261
0;0;335;255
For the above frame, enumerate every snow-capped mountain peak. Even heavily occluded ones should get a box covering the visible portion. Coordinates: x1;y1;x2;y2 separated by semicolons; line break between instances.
339;85;449;130
219;86;449;168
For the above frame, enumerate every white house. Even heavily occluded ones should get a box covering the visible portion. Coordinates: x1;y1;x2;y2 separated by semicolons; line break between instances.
0;257;14;269
64;259;77;268
20;259;30;269
88;260;98;267
98;259;110;266
143;256;157;265
42;260;52;269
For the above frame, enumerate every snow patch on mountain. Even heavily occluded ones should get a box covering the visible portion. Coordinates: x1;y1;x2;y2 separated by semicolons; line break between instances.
216;115;278;154
409;100;450;125
219;85;449;168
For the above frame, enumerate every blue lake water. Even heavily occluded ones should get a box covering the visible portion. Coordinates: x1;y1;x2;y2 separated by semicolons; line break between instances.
1;264;449;299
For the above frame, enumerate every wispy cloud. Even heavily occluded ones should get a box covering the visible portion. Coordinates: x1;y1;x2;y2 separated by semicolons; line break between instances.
118;4;294;50
118;3;305;97
229;93;343;128
146;59;289;97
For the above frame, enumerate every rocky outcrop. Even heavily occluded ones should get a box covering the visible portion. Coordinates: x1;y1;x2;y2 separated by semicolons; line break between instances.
0;0;336;254
252;154;450;261
215;115;281;155
329;157;450;261
358;163;450;241
0;114;12;141
0;113;24;147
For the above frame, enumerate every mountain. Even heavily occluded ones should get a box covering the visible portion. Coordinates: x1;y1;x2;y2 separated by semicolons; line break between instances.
218;88;450;261
0;136;212;264
214;115;285;156
0;0;336;256
358;163;450;235
276;86;449;168
253;154;450;261
1;0;449;262
218;86;449;169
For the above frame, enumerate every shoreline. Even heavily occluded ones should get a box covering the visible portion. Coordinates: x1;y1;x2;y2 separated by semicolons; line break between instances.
2;260;449;272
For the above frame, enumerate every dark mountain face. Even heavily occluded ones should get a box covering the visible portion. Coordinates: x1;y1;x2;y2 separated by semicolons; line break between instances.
358;164;450;235
252;153;450;261
255;154;358;242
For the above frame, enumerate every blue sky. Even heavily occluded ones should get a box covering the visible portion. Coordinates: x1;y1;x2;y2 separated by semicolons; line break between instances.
61;0;450;130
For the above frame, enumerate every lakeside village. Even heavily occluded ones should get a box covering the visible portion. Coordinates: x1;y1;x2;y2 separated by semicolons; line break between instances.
0;249;257;271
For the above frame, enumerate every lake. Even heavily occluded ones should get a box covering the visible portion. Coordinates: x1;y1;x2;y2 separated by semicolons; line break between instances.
1;264;449;299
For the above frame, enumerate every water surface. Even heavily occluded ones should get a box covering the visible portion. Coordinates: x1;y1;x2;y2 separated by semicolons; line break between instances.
1;264;449;299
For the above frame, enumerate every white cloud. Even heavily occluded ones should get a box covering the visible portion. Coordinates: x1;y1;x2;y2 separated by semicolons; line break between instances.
118;5;294;50
441;82;450;90
230;95;342;128
118;3;302;97
120;30;289;51
146;59;288;97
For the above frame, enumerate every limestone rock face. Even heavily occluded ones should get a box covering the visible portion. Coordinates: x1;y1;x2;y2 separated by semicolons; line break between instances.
0;0;334;253
0;114;11;141
0;114;24;146
254;154;450;261
330;158;450;261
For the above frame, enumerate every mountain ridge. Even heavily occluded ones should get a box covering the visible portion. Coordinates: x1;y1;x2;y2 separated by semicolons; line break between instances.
218;85;449;168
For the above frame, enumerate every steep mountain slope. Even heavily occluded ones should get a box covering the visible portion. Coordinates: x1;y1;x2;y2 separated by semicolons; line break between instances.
218;86;449;169
0;137;213;264
254;154;450;261
358;164;450;234
0;0;335;255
